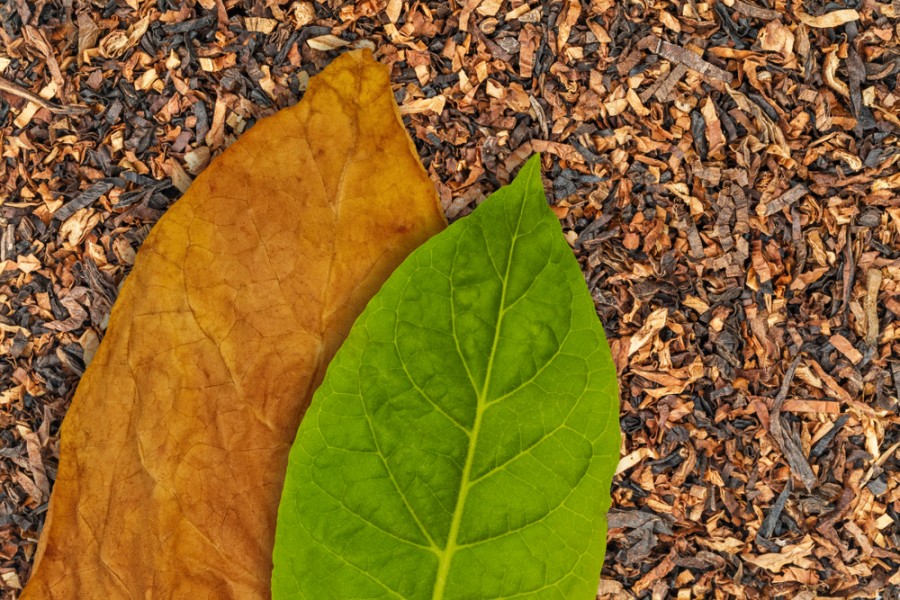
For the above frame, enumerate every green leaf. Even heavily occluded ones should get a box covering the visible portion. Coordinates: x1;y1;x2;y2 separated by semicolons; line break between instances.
272;154;621;600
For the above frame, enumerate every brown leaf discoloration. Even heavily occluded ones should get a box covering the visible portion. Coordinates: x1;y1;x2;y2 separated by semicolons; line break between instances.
22;50;445;599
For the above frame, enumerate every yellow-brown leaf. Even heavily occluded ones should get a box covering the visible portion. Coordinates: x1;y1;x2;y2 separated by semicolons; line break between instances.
22;49;445;599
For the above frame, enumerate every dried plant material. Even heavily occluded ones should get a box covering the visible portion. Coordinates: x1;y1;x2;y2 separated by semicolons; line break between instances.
20;50;445;600
758;21;795;57
290;2;316;28
642;35;732;84
12;101;40;128
517;7;542;23
723;0;781;20
22;26;64;94
829;334;863;365
183;147;212;175
0;76;84;115
518;24;539;79
757;185;808;217
597;579;629;597
823;49;850;97
744;536;816;572
726;87;790;156
640;63;688;103
244;17;277;34
53;181;114;222
1;570;22;590
399;95;447;115
476;0;504;17
769;357;818;491
615;448;658;475
861;441;900;487
134;68;159;91
385;0;402;23
628;307;668;356
98;15;150;59
504;4;531;20
795;7;860;28
630;358;704;399
306;34;350;51
658;10;681;33
701;98;725;160
781;400;840;414
626;88;650;117
557;0;582;50
167;158;193;193
633;549;677;594
865;269;883;346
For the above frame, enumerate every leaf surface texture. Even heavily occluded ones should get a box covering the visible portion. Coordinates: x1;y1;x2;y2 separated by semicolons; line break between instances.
273;155;620;600
22;49;445;599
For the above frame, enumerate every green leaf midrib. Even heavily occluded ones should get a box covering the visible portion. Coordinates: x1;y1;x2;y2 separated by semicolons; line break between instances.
431;164;535;600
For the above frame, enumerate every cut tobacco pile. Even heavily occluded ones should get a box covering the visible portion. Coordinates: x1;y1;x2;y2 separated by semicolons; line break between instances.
273;155;620;599
20;50;446;599
4;0;900;598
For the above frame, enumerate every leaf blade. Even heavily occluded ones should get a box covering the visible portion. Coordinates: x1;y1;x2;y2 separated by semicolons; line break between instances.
22;49;446;600
274;154;620;600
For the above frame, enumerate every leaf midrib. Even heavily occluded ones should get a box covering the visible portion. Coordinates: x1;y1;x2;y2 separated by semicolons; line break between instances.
431;171;534;600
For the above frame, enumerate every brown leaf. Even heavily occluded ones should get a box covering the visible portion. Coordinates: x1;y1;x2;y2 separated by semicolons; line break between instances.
21;50;445;599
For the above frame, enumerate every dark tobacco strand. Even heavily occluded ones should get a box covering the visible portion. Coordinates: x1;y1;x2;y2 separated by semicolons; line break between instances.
53;181;115;222
810;414;850;459
756;478;792;546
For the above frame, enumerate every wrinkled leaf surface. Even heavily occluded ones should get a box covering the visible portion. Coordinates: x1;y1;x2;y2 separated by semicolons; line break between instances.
273;155;620;599
23;49;445;599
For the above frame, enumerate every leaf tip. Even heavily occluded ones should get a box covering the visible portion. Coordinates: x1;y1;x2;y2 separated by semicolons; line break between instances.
511;153;548;212
519;152;543;179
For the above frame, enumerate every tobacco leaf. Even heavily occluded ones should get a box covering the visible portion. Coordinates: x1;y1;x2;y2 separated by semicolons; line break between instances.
272;155;621;599
22;49;445;599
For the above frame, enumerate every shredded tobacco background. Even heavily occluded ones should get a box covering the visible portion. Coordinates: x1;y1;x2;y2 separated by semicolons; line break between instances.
0;1;898;598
